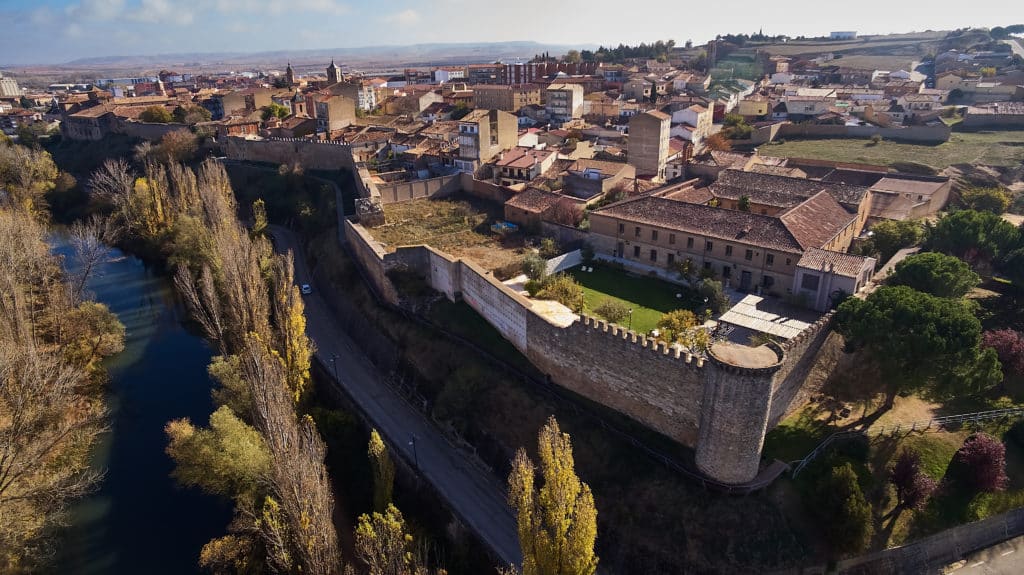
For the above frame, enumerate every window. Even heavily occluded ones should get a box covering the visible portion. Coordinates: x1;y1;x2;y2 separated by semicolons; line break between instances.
650;249;657;262
618;223;624;234
786;258;792;266
669;233;676;245
705;241;713;252
800;274;820;291
725;245;733;256
667;253;675;266
703;261;712;270
722;266;731;278
633;245;641;258
745;249;753;261
763;275;774;288
766;254;775;266
634;226;641;238
687;237;694;249
651;230;658;241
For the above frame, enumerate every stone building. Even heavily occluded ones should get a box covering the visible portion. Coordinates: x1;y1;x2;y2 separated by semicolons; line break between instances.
314;94;356;134
326;60;342;85
545;83;584;124
627;110;671;180
0;71;21;98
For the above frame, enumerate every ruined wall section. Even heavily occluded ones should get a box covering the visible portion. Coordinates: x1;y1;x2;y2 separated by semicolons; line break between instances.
525;314;706;446
223;137;356;171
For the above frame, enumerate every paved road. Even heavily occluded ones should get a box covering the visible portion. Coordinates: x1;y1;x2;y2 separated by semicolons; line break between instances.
268;225;522;567
949;535;1024;574
1004;38;1024;59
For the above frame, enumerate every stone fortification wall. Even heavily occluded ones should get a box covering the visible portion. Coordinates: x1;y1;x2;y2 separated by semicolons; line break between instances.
526;314;707;446
377;174;462;204
768;312;836;427
223;137;356;171
120;121;188;141
343;216;837;484
696;345;782;483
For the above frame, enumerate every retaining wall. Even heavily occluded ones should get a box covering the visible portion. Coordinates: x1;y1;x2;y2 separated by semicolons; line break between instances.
776;123;951;143
223;136;357;170
376;174;462;204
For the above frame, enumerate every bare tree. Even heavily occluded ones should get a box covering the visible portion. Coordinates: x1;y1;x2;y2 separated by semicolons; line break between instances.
68;215;121;303
175;265;227;354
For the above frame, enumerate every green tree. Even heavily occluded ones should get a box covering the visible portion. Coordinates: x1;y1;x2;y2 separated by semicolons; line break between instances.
0;142;59;218
522;253;548;281
835;285;1001;403
961;187;1010;214
368;429;395;512
698;279;730;314
508;416;598;575
737;195;751;212
657;309;698;341
139;105;173;123
865;219;924;263
173;104;212;125
888;251;981;298
564;50;581;63
808;463;873;555
924;210;1019;270
261;102;291;121
165;405;272;498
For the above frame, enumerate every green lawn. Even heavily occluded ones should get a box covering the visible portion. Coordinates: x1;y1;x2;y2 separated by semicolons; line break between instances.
566;264;702;334
764;130;1024;169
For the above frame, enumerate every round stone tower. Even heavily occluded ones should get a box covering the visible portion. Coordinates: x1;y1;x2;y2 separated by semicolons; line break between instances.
695;341;784;485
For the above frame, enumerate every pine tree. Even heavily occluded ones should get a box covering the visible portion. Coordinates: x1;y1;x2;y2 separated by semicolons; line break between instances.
508;416;598;575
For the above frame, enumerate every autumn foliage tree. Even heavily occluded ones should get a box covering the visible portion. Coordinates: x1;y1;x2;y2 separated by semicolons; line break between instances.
368;429;395;512
889;451;937;511
982;329;1024;379
948;433;1008;493
508;416;598;575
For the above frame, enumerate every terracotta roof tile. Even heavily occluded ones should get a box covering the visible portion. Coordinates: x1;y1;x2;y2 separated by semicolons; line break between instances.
797;248;872;277
779;191;857;250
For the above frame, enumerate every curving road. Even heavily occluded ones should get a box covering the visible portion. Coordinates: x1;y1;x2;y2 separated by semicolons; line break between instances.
268;225;522;567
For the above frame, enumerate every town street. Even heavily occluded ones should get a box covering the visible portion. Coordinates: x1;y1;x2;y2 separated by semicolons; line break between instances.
268;225;522;567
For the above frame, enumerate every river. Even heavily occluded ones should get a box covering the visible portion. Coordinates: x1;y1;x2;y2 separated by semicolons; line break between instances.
54;242;231;574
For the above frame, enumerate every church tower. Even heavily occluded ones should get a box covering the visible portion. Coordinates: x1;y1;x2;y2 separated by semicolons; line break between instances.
326;59;342;85
285;62;295;87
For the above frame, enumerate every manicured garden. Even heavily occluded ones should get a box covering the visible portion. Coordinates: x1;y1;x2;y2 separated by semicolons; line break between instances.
566;264;705;334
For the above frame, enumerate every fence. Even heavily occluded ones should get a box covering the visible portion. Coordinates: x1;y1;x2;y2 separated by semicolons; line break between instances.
792;407;1024;477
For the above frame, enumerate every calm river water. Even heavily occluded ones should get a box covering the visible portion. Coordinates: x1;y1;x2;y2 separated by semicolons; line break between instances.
54;242;231;574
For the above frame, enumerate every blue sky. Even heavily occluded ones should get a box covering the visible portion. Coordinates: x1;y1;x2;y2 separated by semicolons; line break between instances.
0;0;1015;65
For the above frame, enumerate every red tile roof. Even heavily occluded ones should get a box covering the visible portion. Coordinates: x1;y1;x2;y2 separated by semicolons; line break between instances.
779;191;857;250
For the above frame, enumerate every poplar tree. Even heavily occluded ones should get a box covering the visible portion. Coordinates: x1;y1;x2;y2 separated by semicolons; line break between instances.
508;416;598;575
368;429;395;512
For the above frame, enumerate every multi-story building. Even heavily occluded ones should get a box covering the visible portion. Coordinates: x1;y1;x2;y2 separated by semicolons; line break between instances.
314;94;356;135
0;72;21;98
455;109;518;173
627;110;670;180
471;84;541;112
492;147;557;186
466;63;503;85
545;83;584;124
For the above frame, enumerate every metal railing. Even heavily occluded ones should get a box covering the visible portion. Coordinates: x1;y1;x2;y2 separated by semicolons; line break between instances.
791;407;1024;478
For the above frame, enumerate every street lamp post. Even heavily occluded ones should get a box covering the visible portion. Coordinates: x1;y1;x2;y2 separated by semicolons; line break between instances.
328;353;339;381
408;434;419;471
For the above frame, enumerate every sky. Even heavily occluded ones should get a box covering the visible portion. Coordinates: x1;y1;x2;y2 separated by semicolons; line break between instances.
0;0;1016;66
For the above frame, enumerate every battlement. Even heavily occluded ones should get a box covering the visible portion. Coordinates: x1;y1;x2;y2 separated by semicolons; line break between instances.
779;310;835;352
578;314;706;367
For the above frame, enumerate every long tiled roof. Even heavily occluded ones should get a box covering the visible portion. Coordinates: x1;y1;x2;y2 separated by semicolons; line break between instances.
594;195;804;253
715;169;868;207
779;191;857;250
797;248;872;277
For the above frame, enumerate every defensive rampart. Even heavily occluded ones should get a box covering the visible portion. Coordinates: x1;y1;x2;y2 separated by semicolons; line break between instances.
341;216;832;485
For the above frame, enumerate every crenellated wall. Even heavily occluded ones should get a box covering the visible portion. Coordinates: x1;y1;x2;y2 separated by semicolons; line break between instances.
342;216;836;485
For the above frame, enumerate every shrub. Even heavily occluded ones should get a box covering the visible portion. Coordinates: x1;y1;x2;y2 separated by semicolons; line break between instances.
961;187;1010;215
539;237;560;259
947;432;1008;493
524;279;542;297
593;299;630;324
139;105;173;123
868;134;882;146
536;274;584;310
521;253;547;281
580;242;595;262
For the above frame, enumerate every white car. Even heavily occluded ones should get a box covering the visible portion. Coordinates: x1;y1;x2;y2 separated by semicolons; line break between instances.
300;284;313;295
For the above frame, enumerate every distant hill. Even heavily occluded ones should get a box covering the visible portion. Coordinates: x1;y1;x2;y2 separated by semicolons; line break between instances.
57;41;597;71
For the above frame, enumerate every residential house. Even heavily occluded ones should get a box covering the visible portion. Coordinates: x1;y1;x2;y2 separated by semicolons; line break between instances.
492;147;557;186
794;248;875;311
666;103;713;148
454;109;518;173
737;95;770;119
563;159;636;199
383;88;443;115
627;110;670;180
963;102;1024;129
471;84;542;112
503;187;565;228
624;78;653;101
314;94;356;134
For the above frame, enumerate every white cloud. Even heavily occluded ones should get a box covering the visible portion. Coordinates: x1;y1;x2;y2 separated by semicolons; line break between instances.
129;0;194;25
384;8;419;27
65;0;125;21
304;0;349;15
